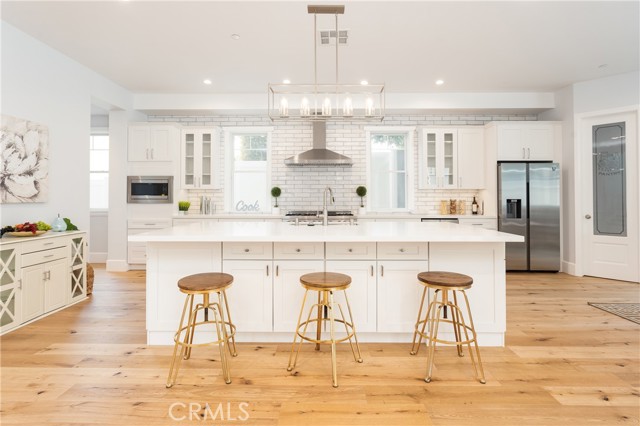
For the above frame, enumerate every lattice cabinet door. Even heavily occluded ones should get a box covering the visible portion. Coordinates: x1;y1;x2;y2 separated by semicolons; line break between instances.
0;245;22;334
69;236;87;303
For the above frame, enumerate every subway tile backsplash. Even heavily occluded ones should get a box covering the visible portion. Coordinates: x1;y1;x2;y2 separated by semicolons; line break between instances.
148;113;536;214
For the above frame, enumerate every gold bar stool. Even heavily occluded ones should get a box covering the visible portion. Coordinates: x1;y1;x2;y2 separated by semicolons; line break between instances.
409;271;486;384
287;272;363;387
166;272;238;388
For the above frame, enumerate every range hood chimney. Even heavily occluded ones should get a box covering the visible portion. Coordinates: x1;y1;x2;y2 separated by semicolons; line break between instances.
284;122;353;167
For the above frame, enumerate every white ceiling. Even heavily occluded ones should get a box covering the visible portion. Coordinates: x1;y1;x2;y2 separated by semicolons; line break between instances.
2;1;638;95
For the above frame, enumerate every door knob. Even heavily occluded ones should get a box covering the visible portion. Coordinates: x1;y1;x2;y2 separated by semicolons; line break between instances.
585;214;592;219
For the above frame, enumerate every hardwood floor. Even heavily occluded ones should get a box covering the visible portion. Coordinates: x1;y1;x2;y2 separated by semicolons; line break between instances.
1;267;638;425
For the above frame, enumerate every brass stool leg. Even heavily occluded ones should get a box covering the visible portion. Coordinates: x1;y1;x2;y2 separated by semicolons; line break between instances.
287;289;310;371
451;291;464;357
410;286;430;355
328;291;338;388
211;302;232;384
218;290;238;357
167;294;193;388
183;294;196;360
315;291;322;351
340;290;363;363
460;290;486;384
425;294;444;383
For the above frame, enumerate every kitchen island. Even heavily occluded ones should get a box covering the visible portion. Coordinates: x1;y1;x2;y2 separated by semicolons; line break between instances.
130;221;523;346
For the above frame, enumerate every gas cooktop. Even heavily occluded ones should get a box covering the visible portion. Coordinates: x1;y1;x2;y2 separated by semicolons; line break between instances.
285;210;354;217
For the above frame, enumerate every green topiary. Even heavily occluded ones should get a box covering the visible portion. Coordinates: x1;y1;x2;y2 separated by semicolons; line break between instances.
178;201;191;212
271;187;282;207
356;186;367;207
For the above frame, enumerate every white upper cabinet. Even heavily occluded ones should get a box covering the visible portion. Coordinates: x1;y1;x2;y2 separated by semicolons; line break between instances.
495;122;558;161
418;127;485;189
128;124;177;162
181;128;221;190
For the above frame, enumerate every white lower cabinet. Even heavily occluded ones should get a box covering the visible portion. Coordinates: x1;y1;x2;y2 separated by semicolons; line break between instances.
223;260;273;332
376;260;428;332
273;260;324;332
325;260;377;332
20;264;45;322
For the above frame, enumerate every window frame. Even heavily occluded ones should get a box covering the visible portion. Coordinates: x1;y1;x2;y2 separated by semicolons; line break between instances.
365;126;415;212
89;129;109;211
223;127;273;214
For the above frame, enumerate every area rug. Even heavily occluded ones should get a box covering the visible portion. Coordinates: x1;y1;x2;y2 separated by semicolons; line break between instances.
588;302;640;325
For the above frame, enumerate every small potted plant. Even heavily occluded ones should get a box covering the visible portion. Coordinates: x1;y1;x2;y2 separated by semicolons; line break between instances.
178;201;191;215
271;186;282;215
356;186;367;215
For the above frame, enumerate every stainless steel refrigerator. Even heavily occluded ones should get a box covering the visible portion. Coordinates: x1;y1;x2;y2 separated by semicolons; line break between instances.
498;162;560;271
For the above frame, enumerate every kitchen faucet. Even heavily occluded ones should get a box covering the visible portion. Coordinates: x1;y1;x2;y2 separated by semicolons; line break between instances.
322;186;335;226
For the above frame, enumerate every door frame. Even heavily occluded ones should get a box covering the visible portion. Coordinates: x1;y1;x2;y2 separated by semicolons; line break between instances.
574;105;640;280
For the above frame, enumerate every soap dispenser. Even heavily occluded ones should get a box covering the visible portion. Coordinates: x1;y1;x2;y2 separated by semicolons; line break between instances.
51;214;66;232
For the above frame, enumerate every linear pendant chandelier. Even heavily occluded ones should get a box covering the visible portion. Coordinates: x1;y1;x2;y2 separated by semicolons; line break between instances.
268;5;385;121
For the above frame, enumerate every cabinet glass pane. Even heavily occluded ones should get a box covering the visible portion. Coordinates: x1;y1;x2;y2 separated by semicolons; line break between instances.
426;133;437;186
185;158;194;175
185;142;194;157
185;134;195;142
592;122;626;236
72;269;84;297
0;249;15;286
72;238;84;266
0;288;15;326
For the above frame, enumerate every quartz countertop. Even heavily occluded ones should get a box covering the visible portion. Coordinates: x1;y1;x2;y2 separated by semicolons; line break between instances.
172;213;497;220
0;230;86;246
129;221;522;243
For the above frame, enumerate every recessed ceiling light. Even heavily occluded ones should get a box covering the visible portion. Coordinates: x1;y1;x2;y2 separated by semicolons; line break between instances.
435;79;444;86
203;79;212;85
231;34;240;40
283;79;291;84
360;80;369;85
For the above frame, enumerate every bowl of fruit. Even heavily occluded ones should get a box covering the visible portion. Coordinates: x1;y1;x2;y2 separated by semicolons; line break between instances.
1;221;52;237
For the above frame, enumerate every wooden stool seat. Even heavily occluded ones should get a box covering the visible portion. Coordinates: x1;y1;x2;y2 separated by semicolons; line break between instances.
300;272;351;291
178;272;233;293
418;271;473;289
288;271;362;387
411;270;485;384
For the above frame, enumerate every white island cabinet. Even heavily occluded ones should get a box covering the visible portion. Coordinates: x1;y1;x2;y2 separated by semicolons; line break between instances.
131;221;522;346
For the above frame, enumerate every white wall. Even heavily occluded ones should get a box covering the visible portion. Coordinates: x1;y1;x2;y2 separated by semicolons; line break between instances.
1;22;133;237
573;72;640;115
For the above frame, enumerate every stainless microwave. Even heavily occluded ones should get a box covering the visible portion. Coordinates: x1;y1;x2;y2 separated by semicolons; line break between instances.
127;176;173;203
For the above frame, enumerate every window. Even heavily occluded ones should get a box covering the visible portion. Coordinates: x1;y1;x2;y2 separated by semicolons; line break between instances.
366;127;414;212
89;133;109;209
224;128;272;213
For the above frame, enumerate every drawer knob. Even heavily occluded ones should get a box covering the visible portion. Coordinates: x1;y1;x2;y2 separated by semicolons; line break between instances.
295;248;301;253
399;248;405;253
348;248;353;253
244;248;250;253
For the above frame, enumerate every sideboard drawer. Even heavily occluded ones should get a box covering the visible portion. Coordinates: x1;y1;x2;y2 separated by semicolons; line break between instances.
22;246;67;267
223;242;273;260
377;242;428;260
21;237;67;254
273;242;324;260
326;242;376;260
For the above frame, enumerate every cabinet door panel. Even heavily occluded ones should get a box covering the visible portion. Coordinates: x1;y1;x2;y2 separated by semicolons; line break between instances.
497;127;525;160
457;127;485;189
45;258;67;312
377;260;427;332
223;260;273;332
21;265;44;322
150;127;173;161
128;127;150;161
525;127;554;160
326;261;377;332
273;260;324;332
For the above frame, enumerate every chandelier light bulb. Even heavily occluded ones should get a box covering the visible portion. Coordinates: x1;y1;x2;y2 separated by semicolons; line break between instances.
343;97;353;117
365;97;374;117
279;97;289;117
300;97;311;117
322;97;332;117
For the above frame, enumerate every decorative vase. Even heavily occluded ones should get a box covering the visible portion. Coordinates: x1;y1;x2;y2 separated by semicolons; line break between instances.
358;207;366;216
51;214;66;232
272;207;281;215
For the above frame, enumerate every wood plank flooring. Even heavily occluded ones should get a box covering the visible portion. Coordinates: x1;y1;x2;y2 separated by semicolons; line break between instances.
1;268;638;425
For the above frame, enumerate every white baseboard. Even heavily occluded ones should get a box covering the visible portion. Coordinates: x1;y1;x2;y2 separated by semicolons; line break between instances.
106;259;129;272
89;252;107;263
562;260;578;276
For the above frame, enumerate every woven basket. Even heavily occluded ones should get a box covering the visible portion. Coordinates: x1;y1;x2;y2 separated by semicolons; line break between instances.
87;264;94;295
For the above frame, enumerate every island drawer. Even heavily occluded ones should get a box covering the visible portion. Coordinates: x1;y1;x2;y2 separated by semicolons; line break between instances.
223;242;273;260
326;242;376;260
22;246;67;267
377;242;428;260
273;242;324;260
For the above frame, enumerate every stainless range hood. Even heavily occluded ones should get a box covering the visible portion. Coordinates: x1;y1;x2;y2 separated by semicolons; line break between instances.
284;122;353;167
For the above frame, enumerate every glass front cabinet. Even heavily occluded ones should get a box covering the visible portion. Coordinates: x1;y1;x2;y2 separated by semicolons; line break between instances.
181;128;220;190
70;235;87;303
419;128;458;189
0;246;21;333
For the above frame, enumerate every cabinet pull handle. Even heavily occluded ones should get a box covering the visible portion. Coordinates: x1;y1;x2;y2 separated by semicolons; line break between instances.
381;265;384;277
146;148;149;159
370;265;374;276
527;147;531;159
18;279;22;290
151;148;154;159
276;265;279;276
44;254;54;258
522;147;525;159
266;265;269;276
44;242;54;246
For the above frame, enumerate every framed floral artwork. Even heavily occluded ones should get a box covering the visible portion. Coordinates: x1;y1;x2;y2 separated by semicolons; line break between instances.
0;115;49;203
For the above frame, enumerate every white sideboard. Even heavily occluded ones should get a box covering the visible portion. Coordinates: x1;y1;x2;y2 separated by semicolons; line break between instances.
0;231;87;334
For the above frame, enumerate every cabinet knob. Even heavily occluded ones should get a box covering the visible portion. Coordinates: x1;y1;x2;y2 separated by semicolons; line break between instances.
585;214;592;219
244;248;250;253
399;248;405;253
348;248;353;253
295;248;301;253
